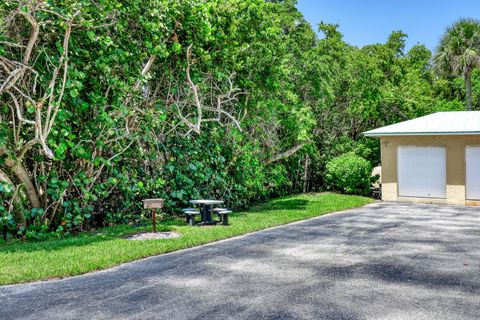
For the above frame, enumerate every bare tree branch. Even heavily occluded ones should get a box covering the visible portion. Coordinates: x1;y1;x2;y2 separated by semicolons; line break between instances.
0;9;40;94
185;44;202;134
266;143;306;164
173;45;245;135
44;10;80;138
6;90;35;125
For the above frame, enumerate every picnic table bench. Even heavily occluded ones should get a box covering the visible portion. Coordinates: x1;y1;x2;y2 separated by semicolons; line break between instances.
184;199;231;226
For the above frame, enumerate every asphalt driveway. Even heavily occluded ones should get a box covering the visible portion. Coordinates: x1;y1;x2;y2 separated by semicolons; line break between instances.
1;202;480;320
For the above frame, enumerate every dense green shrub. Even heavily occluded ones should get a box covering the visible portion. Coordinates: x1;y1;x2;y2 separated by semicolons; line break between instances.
325;153;372;195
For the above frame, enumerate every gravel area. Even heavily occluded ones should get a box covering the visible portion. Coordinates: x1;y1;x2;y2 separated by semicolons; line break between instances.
125;231;181;240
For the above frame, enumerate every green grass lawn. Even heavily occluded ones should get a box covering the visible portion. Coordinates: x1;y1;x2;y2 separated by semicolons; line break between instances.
0;193;373;285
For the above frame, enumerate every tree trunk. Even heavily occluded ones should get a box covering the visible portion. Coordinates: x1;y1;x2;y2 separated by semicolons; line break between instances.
0;168;26;226
5;158;41;209
303;156;310;193
465;71;473;111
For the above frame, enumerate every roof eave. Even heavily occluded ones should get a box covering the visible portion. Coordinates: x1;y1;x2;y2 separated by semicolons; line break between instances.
364;131;480;137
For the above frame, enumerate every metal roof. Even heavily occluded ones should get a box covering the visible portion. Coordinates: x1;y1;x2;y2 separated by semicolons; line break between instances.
363;111;480;137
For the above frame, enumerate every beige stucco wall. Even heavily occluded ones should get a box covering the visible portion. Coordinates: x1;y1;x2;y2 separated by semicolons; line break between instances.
380;135;480;205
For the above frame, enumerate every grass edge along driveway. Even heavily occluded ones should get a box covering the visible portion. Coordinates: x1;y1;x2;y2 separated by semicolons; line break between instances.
0;193;373;285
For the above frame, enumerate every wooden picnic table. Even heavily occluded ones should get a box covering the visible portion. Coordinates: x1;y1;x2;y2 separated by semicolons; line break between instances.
190;199;224;224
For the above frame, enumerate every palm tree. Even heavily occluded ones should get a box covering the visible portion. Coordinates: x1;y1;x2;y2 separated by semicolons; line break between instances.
434;18;480;110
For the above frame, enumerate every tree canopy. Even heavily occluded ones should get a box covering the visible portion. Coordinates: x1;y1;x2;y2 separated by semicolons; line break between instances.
434;18;480;110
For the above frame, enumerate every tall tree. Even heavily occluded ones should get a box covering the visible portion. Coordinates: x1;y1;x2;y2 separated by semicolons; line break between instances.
434;18;480;110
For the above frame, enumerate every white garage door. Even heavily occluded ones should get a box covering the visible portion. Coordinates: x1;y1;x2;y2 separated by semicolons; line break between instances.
397;146;446;198
466;146;480;200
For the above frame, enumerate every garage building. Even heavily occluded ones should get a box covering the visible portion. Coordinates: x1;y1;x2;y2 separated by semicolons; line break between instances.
364;111;480;205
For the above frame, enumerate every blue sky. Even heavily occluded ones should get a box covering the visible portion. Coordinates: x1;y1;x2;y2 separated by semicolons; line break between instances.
296;0;480;53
